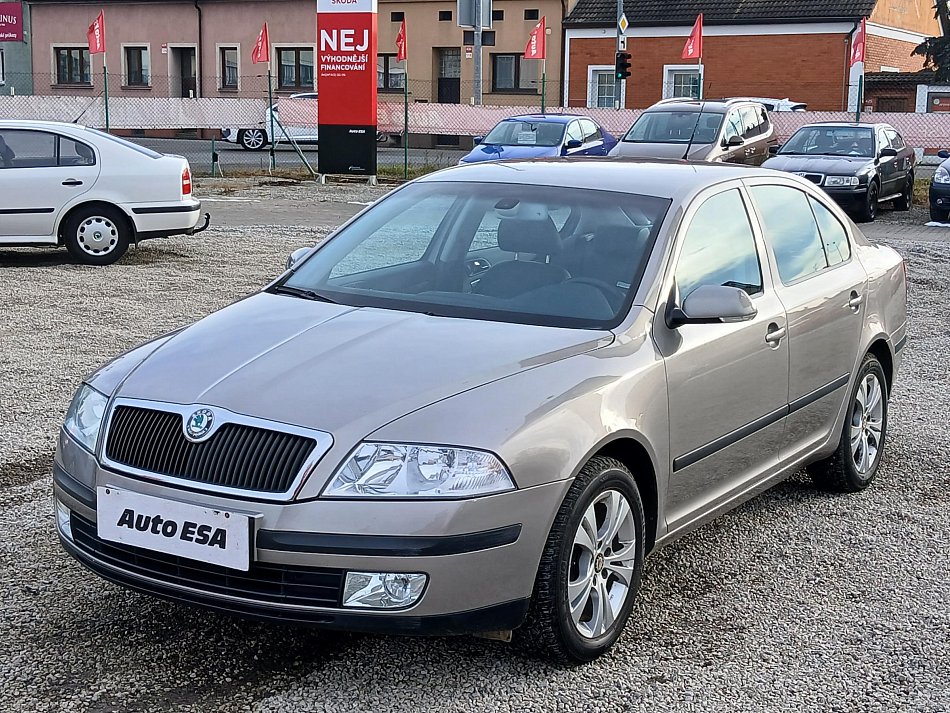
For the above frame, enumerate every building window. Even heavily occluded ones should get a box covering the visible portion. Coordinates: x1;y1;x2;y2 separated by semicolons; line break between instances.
492;9;504;20
491;53;537;92
124;46;150;86
593;71;615;108
391;11;404;21
377;54;406;91
662;65;700;99
877;97;909;112
278;48;314;90
220;47;238;88
438;10;452;21
524;8;540;20
55;47;91;85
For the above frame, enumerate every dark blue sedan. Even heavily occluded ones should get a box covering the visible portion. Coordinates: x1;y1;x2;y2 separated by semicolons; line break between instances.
459;114;618;164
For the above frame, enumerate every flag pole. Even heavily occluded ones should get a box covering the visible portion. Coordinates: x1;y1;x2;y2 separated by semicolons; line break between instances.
103;58;110;132
267;61;276;172
856;74;863;122
698;55;703;100
541;58;546;114
403;69;409;179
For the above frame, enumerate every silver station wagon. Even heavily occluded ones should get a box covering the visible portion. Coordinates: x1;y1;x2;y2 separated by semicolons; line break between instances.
54;159;907;664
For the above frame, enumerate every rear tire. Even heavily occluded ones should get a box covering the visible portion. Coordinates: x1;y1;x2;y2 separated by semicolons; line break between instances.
894;173;913;211
855;180;879;223
808;354;888;493
63;205;130;266
519;456;645;664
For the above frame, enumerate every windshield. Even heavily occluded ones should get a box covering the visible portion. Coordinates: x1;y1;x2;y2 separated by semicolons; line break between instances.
280;182;671;329
779;126;874;157
483;121;566;147
623;111;723;144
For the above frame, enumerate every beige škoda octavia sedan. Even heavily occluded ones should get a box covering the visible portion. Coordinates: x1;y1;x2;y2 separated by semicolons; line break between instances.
54;159;907;664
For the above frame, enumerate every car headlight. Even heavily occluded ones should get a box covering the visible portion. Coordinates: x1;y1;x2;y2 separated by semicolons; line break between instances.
824;175;859;187
324;443;515;498
63;384;108;453
935;166;950;184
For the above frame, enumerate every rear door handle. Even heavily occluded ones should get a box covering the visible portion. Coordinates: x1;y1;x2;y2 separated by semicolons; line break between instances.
62;179;83;186
765;323;786;346
848;291;863;311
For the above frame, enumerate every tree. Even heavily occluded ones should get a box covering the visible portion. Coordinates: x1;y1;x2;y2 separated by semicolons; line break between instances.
914;1;950;80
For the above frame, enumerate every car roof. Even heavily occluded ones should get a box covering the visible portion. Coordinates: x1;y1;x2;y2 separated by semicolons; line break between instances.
797;121;889;129
644;99;759;114
420;157;776;198
0;119;92;132
504;114;587;124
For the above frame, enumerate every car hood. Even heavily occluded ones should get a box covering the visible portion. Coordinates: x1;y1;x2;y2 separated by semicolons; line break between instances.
610;141;711;161
113;293;613;438
763;154;873;174
461;144;559;163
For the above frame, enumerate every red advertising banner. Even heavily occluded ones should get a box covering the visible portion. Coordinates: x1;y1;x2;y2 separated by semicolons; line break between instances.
317;0;377;174
0;2;23;42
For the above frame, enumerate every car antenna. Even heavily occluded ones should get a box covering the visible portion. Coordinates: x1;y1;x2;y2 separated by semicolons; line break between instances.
681;101;705;161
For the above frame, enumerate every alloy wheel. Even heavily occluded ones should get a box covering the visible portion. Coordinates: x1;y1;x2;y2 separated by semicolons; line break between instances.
851;372;884;475
242;129;266;150
567;489;637;639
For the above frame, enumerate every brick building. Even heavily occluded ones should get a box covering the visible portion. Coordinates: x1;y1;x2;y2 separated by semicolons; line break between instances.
563;0;939;111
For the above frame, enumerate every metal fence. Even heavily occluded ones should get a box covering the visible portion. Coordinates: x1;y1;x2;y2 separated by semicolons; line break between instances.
2;73;947;176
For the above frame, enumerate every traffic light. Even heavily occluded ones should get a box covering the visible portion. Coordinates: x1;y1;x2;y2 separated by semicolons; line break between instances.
615;51;632;80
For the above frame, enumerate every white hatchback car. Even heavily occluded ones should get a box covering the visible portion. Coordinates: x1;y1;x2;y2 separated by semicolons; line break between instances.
0;120;208;265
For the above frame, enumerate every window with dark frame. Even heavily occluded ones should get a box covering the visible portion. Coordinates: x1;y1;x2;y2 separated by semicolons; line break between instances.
124;46;150;86
438;10;452;20
277;47;314;90
220;47;238;89
524;8;540;19
491;53;537;92
391;11;404;21
55;47;91;85
377;54;406;91
492;9;504;20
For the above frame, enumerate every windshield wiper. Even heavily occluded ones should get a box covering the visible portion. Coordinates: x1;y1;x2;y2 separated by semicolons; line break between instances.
269;284;338;304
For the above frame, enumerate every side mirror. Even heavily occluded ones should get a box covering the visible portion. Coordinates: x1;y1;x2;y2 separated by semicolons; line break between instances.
939;149;950;160
565;139;583;149
668;285;758;327
768;144;781;155
286;247;311;271
878;147;898;159
473;135;484;145
726;135;744;147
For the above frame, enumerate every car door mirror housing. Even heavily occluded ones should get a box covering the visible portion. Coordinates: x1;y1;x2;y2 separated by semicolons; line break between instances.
768;144;781;155
473;136;484;145
565;139;583;149
669;285;758;327
939;149;950;160
878;147;898;159
286;247;311;271
726;135;744;147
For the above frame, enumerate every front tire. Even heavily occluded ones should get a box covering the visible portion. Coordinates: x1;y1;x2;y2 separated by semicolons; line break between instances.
238;128;267;151
808;354;888;493
930;204;950;223
855;180;879;223
520;456;645;664
63;205;130;266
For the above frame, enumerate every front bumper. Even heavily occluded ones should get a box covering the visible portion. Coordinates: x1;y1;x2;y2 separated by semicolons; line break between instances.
822;184;867;209
53;437;566;632
929;180;950;210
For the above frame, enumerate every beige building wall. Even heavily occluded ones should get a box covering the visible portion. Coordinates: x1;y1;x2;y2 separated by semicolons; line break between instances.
869;0;940;36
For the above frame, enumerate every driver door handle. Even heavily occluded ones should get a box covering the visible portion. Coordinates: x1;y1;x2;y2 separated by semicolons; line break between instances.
848;291;863;311
765;323;786;345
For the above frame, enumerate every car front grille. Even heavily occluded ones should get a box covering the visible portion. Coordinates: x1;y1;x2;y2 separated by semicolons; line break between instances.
796;172;824;185
70;512;345;608
104;406;316;494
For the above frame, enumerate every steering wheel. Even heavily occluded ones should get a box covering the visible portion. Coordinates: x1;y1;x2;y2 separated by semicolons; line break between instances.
566;277;627;308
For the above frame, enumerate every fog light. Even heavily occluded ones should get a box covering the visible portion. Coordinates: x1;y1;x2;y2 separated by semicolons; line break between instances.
342;571;427;609
55;499;72;540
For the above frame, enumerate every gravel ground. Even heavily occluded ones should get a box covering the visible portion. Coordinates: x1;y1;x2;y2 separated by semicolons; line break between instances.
1;182;949;712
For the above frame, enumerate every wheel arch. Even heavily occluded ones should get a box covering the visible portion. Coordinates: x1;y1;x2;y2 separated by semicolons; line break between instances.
866;336;894;396
56;200;136;246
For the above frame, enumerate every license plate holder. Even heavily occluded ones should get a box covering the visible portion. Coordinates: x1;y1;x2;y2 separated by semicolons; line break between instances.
96;487;252;571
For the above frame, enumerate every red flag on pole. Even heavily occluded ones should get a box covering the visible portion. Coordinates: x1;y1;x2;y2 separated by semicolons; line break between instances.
682;13;702;59
524;17;546;60
395;19;407;62
87;11;106;54
251;22;270;64
850;17;866;66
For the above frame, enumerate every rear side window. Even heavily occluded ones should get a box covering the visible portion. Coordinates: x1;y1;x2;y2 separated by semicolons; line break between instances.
809;197;851;266
60;137;96;166
751;185;827;283
676;188;763;298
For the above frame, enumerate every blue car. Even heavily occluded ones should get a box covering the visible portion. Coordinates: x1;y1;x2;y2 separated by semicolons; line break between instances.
459;114;618;164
